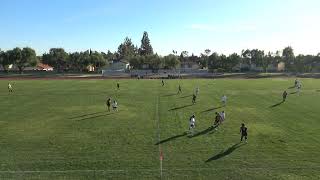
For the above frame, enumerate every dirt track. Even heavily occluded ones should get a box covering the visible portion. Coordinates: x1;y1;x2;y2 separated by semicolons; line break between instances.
0;76;130;80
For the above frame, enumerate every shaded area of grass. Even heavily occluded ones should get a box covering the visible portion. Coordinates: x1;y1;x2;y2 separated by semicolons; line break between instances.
69;111;106;119
168;104;193;111
75;113;114;121
205;143;245;162
201;106;223;113
180;94;193;98
270;101;284;108
155;132;188;145
189;125;218;138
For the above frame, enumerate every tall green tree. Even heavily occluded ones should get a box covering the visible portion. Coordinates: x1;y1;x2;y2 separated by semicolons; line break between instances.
148;54;161;71
68;52;83;71
250;49;265;71
4;50;15;72
129;55;143;69
0;49;11;72
294;55;315;73
219;54;228;71
208;52;220;72
80;50;91;69
90;51;106;71
139;31;153;56
163;54;180;69
262;52;274;73
204;49;211;56
9;48;22;71
282;46;295;71
16;47;37;73
271;51;281;66
179;51;189;63
172;50;178;55
0;49;4;70
241;49;252;65
226;53;241;72
199;54;207;69
42;48;68;72
102;50;115;62
199;49;211;69
118;37;137;60
294;55;306;72
314;53;320;71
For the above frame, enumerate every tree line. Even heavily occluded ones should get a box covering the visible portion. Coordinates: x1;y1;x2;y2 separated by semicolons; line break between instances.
1;31;320;73
0;47;37;73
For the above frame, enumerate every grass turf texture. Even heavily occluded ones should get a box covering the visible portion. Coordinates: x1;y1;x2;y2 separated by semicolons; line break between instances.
0;78;319;179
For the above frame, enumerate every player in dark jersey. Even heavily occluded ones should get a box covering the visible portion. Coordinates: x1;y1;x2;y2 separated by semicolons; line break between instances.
161;80;165;87
192;94;197;104
213;112;221;127
106;97;111;111
195;87;199;96
294;79;298;87
117;83;120;90
282;90;288;102
240;123;248;142
177;85;182;94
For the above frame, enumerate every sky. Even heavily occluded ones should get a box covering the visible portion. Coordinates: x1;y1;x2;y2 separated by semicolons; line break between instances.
1;0;320;56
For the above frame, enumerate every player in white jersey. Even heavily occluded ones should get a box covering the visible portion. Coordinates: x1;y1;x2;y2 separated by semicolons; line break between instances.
112;100;118;111
220;111;226;123
189;114;196;135
195;86;199;96
221;95;227;106
297;81;302;95
8;83;13;93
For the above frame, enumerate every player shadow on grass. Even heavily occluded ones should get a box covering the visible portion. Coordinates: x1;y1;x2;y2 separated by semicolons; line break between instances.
188;125;218;138
180;94;193;98
169;104;193;111
270;101;284;108
155;132;188;145
162;93;177;97
69;111;114;121
75;113;114;121
205;142;245;162
288;85;296;89
290;91;298;94
68;111;106;119
201;106;223;113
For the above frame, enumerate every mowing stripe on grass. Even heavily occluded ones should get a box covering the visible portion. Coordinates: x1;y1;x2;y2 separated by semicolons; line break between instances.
155;95;163;179
1;166;319;174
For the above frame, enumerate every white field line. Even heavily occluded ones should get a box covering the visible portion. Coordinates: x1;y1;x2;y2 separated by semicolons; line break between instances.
0;166;320;174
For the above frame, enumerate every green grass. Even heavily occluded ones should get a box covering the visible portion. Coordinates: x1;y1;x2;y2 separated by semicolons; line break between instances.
0;78;320;179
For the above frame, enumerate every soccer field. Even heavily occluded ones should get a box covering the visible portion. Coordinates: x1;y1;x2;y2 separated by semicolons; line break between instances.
0;78;320;179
